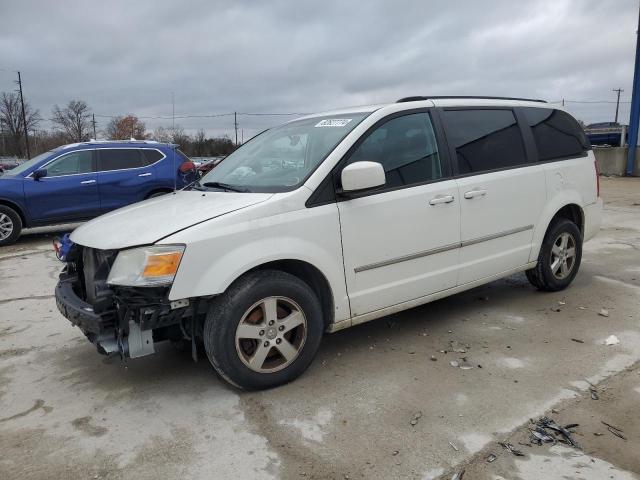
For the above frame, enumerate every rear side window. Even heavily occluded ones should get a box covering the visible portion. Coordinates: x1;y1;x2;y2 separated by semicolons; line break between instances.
98;149;145;171
45;150;94;177
141;149;164;165
346;112;443;189
522;108;590;161
442;109;527;174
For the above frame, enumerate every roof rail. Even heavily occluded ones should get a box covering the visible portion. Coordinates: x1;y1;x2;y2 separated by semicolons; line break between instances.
396;95;547;103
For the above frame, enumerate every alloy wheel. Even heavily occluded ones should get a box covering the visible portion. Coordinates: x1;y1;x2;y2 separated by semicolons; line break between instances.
235;296;307;373
0;213;13;241
550;232;576;280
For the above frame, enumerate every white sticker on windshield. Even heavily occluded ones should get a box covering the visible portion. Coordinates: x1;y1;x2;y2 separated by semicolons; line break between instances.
315;118;352;128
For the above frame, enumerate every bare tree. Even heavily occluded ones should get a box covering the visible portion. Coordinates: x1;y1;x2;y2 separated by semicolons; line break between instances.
193;129;207;156
51;100;92;142
152;126;172;143
0;92;41;157
105;115;147;140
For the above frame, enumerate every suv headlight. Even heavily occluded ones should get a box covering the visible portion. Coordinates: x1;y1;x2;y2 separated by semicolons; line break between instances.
107;245;185;287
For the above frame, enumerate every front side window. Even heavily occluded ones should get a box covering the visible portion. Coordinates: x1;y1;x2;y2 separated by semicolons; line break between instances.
443;109;527;174
346;112;442;188
98;149;145;171
45;150;94;177
199;112;370;192
522;108;590;161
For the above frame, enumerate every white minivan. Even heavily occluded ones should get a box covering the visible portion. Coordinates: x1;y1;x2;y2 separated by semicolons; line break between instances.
55;96;602;390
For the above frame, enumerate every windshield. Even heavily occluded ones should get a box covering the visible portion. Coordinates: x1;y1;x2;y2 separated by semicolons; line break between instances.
199;112;370;192
3;150;58;177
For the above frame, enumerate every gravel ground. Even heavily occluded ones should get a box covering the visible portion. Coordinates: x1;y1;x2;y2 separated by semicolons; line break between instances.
0;177;639;479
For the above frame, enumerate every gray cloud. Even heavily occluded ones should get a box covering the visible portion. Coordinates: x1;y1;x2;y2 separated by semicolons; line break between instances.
0;0;637;138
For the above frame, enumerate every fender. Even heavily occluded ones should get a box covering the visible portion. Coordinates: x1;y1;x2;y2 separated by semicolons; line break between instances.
0;197;31;228
529;189;584;262
163;202;351;323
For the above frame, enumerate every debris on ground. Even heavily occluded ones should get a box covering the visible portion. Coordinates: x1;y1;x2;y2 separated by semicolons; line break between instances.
449;358;474;369
599;308;610;317
430;355;437;361
486;453;497;463
605;335;620;346
590;387;599;400
448;340;469;353
602;421;627;440
551;306;562;312
499;442;525;456
578;306;587;310
571;338;584;343
451;470;465;480
409;411;422;426
535;417;580;448
529;427;556;445
449;441;459;451
558;301;566;306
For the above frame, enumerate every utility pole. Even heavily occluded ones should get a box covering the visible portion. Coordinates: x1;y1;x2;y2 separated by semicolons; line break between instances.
613;88;624;123
91;113;97;139
171;92;175;131
234;112;239;146
16;71;30;159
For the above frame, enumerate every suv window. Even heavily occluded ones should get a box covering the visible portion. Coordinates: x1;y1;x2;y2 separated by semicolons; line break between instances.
522;108;590;161
98;149;145;171
45;150;94;177
141;149;164;165
442;109;527;174
346;112;442;189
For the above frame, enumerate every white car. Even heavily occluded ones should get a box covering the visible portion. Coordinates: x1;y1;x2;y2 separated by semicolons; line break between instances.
55;96;602;390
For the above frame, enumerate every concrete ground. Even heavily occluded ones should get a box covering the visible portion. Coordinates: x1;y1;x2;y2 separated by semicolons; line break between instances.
0;177;639;480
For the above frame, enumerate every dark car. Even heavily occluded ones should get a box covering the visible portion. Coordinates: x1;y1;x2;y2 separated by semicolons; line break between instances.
0;140;197;246
0;159;19;174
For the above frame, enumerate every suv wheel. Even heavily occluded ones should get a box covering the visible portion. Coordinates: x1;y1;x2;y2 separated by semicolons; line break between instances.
526;218;582;291
0;206;22;247
203;270;324;390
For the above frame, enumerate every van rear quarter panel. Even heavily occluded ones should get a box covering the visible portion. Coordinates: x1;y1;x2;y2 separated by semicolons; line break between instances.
162;194;350;323
529;153;599;261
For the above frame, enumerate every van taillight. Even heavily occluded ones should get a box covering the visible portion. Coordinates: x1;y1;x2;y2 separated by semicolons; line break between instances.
179;161;195;173
594;159;600;197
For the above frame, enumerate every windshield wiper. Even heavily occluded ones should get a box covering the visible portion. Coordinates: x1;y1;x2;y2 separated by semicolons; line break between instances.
202;181;250;193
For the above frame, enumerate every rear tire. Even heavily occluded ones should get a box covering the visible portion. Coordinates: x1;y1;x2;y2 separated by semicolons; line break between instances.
526;218;582;292
0;205;22;247
203;270;324;390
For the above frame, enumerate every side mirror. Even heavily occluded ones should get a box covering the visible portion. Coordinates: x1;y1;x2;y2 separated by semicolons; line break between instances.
341;161;385;193
33;168;47;181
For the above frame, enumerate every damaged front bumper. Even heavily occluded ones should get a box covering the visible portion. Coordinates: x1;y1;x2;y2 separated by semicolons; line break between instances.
55;266;194;359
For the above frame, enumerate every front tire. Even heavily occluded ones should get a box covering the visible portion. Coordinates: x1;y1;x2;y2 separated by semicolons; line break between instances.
0;206;22;247
203;270;324;390
526;218;582;291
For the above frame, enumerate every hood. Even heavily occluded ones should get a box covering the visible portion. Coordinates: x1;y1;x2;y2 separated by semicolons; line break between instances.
71;190;272;250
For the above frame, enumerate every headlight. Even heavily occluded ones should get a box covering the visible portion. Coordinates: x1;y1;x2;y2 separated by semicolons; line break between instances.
107;245;185;287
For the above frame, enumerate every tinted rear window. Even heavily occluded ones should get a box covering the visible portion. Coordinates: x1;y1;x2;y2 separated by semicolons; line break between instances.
98;149;145;171
141;149;164;165
442;109;527;174
522;108;590;161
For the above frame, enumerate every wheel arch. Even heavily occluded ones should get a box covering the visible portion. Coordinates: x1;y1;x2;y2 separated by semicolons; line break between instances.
530;194;585;262
0;198;28;227
145;187;173;199
243;259;335;328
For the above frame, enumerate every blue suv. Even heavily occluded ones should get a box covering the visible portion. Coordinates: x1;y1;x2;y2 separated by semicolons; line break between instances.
0;141;197;246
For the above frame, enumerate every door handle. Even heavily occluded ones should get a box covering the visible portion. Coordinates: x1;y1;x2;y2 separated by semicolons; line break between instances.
138;172;152;177
80;179;96;184
463;188;487;199
429;194;455;205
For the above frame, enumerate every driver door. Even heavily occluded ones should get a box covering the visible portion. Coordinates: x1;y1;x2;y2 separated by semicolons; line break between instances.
24;149;100;222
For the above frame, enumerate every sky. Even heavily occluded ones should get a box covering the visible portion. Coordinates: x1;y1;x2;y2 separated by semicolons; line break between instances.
0;0;638;139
